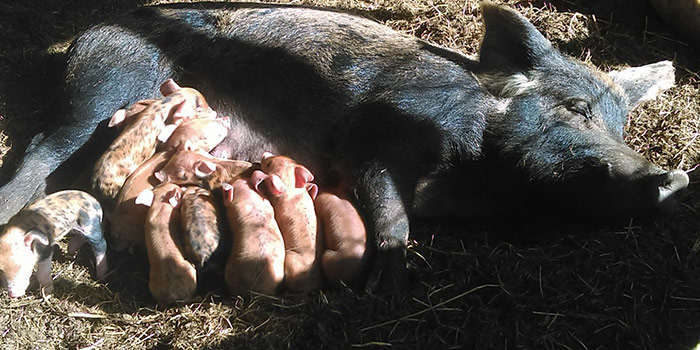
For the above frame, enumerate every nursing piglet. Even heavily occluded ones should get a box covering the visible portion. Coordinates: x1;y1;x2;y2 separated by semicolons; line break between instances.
91;83;213;209
142;183;197;304
109;151;172;251
222;177;285;296
256;153;321;292
315;182;368;290
155;149;256;187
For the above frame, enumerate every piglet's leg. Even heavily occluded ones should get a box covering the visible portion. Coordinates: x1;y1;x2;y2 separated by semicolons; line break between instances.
78;217;109;280
36;256;54;294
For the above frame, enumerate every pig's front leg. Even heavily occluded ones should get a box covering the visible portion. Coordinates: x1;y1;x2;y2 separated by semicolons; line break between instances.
352;163;411;292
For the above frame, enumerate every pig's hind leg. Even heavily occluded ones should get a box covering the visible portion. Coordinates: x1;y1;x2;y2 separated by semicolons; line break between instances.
0;24;176;224
75;214;109;280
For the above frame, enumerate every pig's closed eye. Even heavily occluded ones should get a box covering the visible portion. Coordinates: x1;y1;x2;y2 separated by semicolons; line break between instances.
568;100;592;120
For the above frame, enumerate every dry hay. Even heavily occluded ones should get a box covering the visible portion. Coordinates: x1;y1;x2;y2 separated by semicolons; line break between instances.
1;0;700;349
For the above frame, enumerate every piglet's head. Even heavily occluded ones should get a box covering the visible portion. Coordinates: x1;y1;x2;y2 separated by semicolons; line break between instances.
260;152;315;189
0;227;49;298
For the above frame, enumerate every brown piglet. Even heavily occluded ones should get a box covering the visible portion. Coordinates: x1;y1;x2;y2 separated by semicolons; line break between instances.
256;153;321;292
142;183;197;304
221;177;285;296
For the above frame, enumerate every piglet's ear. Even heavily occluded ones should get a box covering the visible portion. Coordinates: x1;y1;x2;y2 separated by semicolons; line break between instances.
250;170;268;194
160;78;181;96
479;2;556;73
154;171;167;183
306;183;318;200
158;124;179;143
166;188;182;208
608;61;675;109
24;229;50;248
171;99;196;123
194;160;217;178
269;174;287;196
221;182;234;203
294;166;314;188
108;109;126;128
135;189;155;207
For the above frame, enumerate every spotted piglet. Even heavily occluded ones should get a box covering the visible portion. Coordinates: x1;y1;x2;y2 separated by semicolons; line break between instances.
141;183;197;304
256;153;321;292
221;177;285;296
160;116;230;153
179;186;223;269
0;190;108;298
91;81;214;209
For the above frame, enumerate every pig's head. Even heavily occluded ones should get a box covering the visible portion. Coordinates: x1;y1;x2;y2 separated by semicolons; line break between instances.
476;2;688;219
0;227;49;298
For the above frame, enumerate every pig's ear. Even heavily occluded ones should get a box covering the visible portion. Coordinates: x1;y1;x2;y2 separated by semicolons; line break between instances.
250;170;268;193
268;174;287;196
171;99;196;123
160;79;181;96
135;189;155;207
166;188;182;208
294;166;314;188
479;2;556;73
154;170;167;183
608;61;675;108
306;183;319;200
108;109;127;128
261;152;275;161
221;182;234;203
158;124;179;143
24;229;50;248
194;160;217;178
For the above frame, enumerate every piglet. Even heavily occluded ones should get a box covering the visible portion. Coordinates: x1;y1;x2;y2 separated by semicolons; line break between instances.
155;149;257;187
109;151;172;251
0;190;108;298
255;153;321;292
179;186;223;268
315;182;368;290
141;183;197;304
161;116;230;153
222;177;285;296
91;82;213;209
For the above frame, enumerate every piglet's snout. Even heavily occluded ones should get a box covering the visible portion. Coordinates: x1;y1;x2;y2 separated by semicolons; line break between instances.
656;169;689;205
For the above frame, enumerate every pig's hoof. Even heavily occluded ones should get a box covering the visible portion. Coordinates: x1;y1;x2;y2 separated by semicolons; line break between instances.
364;239;407;293
95;258;109;280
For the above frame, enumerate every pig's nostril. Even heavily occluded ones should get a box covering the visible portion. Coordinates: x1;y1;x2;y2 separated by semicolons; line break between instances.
657;169;689;203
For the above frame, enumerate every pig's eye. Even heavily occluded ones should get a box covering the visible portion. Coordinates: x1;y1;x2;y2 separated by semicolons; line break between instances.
177;168;187;180
568;100;592;120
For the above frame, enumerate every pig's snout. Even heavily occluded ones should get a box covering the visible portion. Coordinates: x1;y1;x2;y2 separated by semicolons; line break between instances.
655;169;689;206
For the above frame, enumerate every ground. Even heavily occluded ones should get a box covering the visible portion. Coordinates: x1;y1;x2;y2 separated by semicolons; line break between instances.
0;0;699;349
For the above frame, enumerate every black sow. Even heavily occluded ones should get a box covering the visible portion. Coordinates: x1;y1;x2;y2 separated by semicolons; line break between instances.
0;2;688;290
